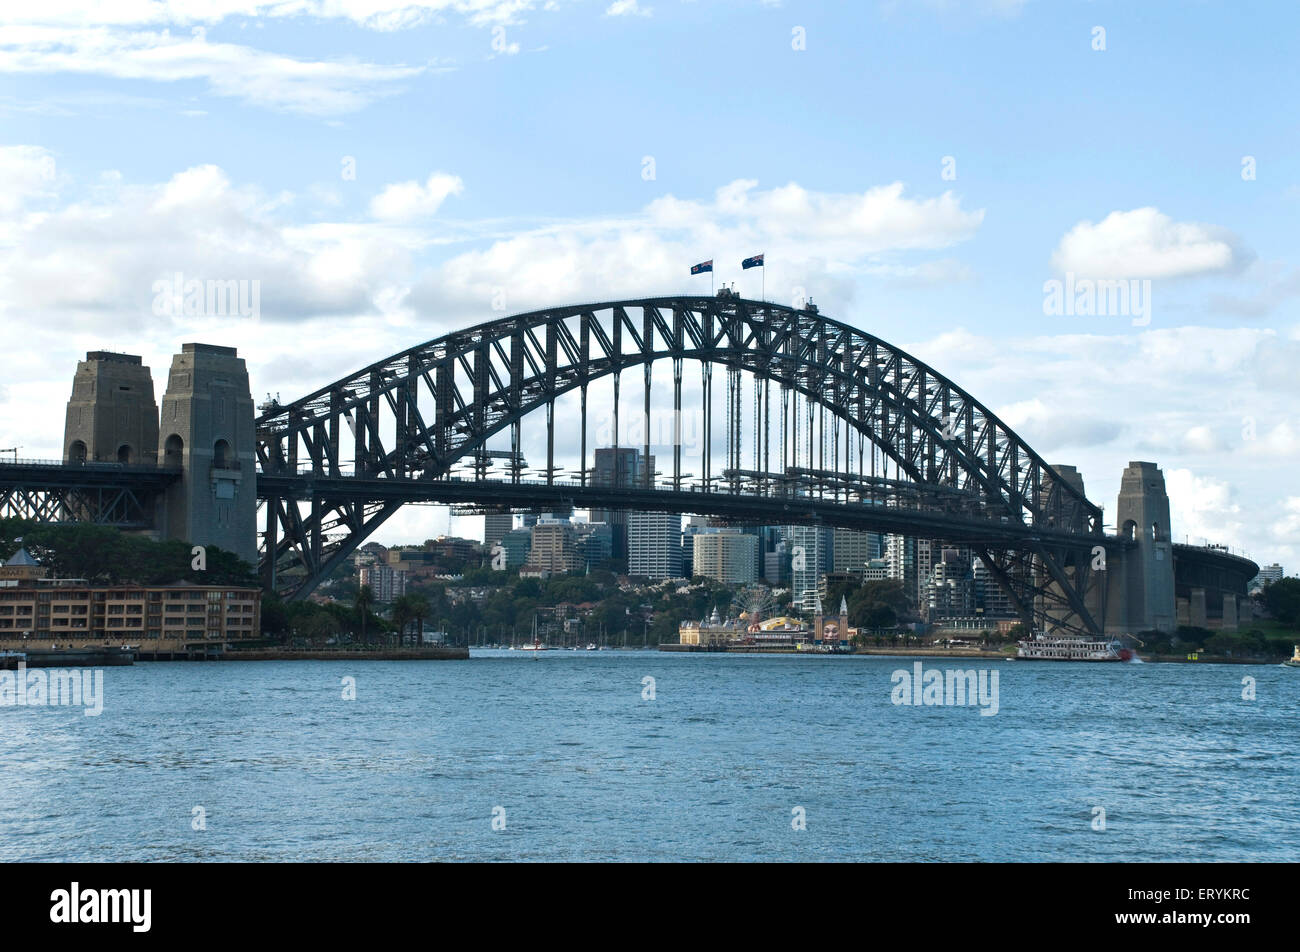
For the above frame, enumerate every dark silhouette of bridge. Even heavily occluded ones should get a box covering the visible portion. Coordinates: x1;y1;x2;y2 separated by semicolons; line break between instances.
0;293;1258;638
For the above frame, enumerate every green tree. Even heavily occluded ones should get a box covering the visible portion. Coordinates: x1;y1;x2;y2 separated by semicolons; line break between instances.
406;592;431;645
390;595;415;646
354;585;375;644
1259;578;1300;627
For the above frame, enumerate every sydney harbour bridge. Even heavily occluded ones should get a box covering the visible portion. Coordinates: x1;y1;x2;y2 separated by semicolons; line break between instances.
0;293;1258;638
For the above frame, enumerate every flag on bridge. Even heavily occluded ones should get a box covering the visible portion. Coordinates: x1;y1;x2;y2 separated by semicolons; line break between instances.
690;260;713;275
741;253;765;269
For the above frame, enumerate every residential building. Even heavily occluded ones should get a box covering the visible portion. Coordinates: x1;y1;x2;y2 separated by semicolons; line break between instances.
1251;563;1284;592
0;548;260;647
787;524;832;612
360;562;407;602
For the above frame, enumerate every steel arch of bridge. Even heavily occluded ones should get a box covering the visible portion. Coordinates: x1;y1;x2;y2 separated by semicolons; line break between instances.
255;295;1107;635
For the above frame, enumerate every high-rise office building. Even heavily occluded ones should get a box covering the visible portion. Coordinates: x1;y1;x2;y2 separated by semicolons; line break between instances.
591;447;652;560
483;512;514;547
499;528;533;569
691;529;760;585
832;529;882;575
628;510;681;579
574;522;614;569
525;520;582;576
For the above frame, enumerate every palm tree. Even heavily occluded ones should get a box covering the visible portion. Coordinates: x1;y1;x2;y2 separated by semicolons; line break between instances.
390;596;414;648
406;592;431;646
354;585;375;646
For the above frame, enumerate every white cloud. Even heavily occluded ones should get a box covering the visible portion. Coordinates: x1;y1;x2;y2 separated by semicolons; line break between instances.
606;0;652;15
0;27;427;115
1273;497;1300;542
411;178;984;312
0;161;418;332
2;2;546;31
910;321;1300;562
369;173;465;221
0;145;58;217
1050;207;1246;280
1163;468;1245;549
880;0;1030;17
1180;425;1225;454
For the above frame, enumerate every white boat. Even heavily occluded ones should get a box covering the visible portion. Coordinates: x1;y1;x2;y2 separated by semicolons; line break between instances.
1282;645;1300;668
519;615;546;653
1017;632;1133;662
585;643;597;651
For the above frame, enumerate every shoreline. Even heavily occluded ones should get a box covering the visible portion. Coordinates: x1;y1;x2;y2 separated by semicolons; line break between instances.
658;644;1287;665
180;647;470;661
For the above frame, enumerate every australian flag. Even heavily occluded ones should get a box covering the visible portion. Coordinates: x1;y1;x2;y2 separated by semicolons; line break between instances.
690;259;713;275
741;253;765;270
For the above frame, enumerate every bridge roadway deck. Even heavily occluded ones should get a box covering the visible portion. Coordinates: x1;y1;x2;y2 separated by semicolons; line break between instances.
0;459;180;491
256;473;1103;550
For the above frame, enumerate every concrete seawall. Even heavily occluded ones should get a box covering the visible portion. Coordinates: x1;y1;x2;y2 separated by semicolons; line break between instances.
182;647;470;661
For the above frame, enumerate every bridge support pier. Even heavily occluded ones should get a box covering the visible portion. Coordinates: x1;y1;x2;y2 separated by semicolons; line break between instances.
159;344;258;567
1103;462;1176;634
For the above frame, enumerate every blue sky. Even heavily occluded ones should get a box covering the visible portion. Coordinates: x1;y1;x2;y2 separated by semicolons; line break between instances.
1;0;1297;566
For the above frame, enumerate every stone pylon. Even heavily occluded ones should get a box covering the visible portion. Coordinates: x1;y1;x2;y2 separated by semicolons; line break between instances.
63;352;159;464
158;344;258;566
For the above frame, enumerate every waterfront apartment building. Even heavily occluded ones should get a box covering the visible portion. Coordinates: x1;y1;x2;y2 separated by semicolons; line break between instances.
692;530;759;585
924;548;976;619
628;511;682;580
972;556;1016;618
0;547;261;648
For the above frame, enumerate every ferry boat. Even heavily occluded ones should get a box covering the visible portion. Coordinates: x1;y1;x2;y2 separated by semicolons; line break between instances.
1016;632;1132;662
1283;645;1300;668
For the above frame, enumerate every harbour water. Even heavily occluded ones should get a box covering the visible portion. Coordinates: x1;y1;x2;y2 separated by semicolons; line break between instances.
2;651;1296;861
